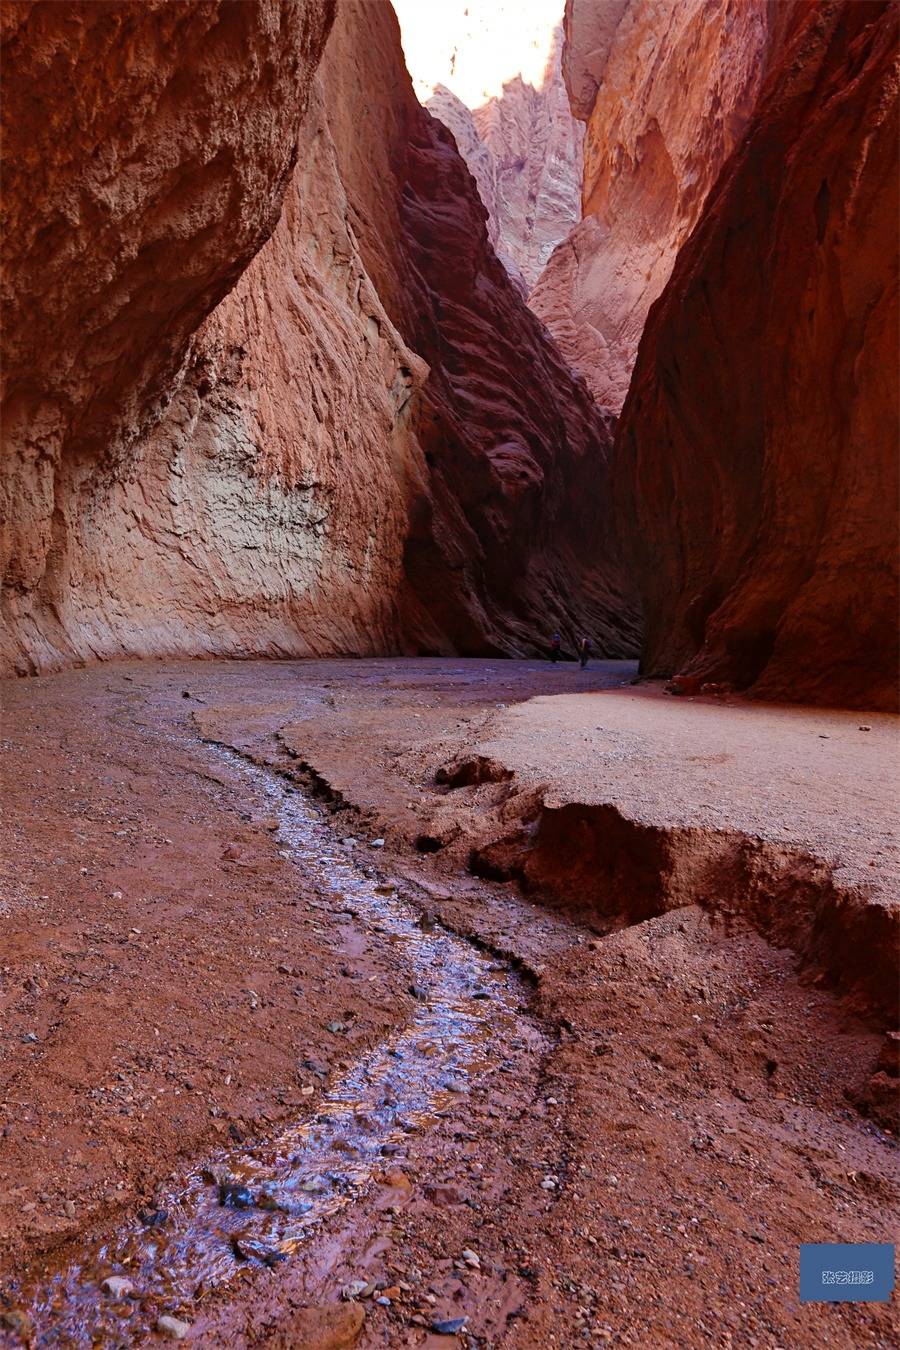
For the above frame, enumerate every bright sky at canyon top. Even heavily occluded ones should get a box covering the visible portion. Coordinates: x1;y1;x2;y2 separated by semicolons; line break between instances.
393;0;563;105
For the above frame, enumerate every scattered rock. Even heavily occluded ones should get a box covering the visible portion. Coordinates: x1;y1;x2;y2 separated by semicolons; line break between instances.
461;1248;480;1269
341;1279;373;1301
299;1176;328;1193
231;1235;288;1267
369;839;385;849
218;1181;253;1209
101;1275;135;1299
431;1317;468;1336
156;1315;191;1340
139;1206;169;1227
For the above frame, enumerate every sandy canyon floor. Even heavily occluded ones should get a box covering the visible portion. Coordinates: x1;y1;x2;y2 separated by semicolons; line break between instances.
0;659;897;1348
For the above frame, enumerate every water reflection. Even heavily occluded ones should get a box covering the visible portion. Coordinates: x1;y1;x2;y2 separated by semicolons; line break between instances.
4;749;523;1346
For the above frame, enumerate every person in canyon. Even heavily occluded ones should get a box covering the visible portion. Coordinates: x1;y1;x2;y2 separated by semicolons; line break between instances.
578;636;592;668
550;631;562;662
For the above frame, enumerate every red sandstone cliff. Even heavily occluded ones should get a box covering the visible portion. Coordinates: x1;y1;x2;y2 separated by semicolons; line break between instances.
530;0;771;411
616;0;899;710
317;2;635;657
0;0;336;670
0;0;637;672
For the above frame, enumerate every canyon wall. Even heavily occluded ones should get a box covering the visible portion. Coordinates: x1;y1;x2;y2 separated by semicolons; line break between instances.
0;0;637;673
426;27;584;291
392;2;584;291
530;0;771;410
0;0;337;669
616;0;899;710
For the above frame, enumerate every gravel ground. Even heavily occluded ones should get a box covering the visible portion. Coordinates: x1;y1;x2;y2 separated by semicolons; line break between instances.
1;658;896;1348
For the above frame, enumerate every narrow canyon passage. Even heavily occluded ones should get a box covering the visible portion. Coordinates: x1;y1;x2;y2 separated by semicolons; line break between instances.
1;0;898;1346
0;662;897;1347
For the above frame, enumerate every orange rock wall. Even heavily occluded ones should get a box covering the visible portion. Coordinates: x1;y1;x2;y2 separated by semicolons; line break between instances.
616;0;899;709
0;0;336;670
530;0;771;410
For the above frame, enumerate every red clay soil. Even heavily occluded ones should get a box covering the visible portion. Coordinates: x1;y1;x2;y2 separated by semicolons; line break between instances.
1;658;897;1348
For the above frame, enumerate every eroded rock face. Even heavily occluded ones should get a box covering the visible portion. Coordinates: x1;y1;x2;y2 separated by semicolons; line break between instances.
308;0;638;657
616;0;899;710
0;0;637;671
427;28;585;291
530;0;771;410
1;0;336;670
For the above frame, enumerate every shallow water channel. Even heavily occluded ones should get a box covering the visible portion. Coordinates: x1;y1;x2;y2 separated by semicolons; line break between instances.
5;748;536;1346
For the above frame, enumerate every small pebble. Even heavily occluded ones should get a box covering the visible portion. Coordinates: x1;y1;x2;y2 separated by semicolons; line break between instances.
101;1276;134;1299
156;1315;191;1340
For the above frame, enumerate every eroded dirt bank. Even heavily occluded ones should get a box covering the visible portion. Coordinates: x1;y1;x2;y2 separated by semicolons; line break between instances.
1;659;897;1348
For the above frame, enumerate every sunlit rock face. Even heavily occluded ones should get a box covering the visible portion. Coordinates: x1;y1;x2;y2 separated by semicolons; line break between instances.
0;0;337;671
616;0;899;710
394;2;583;290
0;0;638;672
530;0;771;410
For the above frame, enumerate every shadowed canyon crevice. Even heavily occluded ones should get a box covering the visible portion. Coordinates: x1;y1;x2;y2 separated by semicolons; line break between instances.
615;0;899;709
530;0;772;412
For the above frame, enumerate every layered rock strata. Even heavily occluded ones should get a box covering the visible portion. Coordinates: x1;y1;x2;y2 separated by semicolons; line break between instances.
530;0;771;410
0;0;637;673
1;0;336;669
616;0;899;709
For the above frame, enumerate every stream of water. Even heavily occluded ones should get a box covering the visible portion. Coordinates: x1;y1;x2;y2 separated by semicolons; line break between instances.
3;748;534;1346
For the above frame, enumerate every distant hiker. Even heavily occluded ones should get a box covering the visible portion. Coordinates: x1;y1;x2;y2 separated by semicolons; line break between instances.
550;632;561;662
578;636;592;669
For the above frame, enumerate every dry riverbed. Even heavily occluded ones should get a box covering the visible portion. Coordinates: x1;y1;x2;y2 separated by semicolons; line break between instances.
1;658;897;1348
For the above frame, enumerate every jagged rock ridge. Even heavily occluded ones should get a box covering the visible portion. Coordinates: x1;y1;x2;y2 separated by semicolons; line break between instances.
426;26;584;292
